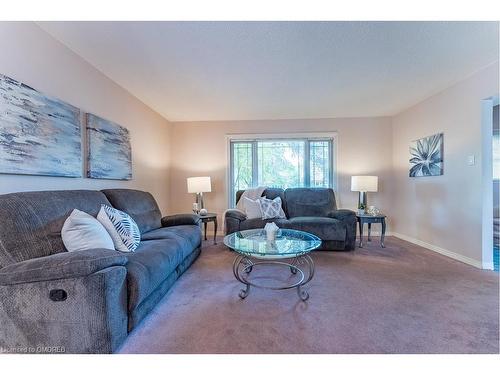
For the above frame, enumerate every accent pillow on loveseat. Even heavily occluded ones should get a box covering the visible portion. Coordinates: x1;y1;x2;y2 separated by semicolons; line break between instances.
258;196;286;220
242;197;262;219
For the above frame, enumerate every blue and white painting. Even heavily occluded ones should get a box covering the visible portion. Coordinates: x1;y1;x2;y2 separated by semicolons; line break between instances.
86;113;132;180
0;73;82;177
409;133;443;177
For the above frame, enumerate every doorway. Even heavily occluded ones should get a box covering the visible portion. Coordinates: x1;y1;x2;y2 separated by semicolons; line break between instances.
493;104;499;271
481;97;498;270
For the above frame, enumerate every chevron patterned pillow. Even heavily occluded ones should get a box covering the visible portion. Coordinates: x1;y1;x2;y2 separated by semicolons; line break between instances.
97;204;141;252
258;197;286;220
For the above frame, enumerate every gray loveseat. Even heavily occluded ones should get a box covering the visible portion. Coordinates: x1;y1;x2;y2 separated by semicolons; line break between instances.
0;189;201;354
225;188;356;251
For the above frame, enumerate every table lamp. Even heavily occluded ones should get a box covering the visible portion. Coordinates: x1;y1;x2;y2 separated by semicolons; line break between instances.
351;176;378;211
187;176;212;213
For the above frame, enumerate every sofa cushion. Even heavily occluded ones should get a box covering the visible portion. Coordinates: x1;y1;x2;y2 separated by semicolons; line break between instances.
124;237;193;312
0;190;112;268
284;188;337;218
285;217;346;241
239;218;290;231
141;225;202;249
101;189;162;234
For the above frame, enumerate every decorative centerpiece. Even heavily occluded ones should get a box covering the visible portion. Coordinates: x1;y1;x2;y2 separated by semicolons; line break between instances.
367;206;381;216
264;222;279;241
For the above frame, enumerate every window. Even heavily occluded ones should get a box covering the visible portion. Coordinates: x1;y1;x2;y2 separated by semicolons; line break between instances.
229;136;334;206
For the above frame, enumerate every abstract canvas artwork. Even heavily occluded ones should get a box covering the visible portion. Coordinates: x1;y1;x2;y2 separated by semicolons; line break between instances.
409;133;443;177
0;73;82;177
86;113;132;180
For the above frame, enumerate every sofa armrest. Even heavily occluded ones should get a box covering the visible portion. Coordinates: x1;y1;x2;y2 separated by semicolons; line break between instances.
224;209;247;235
161;213;201;227
225;209;247;221
327;209;357;250
0;249;127;286
327;209;356;221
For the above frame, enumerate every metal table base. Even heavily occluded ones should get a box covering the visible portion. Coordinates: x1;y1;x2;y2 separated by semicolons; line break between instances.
232;253;315;301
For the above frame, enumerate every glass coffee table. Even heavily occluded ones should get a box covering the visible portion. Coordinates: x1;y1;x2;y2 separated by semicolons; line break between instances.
223;229;321;301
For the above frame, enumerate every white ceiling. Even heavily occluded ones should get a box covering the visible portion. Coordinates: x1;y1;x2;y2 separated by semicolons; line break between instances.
38;21;499;122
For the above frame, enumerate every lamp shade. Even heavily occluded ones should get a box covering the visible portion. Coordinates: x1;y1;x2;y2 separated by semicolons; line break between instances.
351;176;378;192
187;176;212;193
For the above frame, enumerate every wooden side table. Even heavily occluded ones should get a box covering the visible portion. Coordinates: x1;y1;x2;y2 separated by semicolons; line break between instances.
356;214;387;248
199;213;218;245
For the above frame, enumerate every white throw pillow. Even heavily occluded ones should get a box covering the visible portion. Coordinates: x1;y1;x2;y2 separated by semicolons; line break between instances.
97;204;141;252
258;197;286;220
61;209;115;252
242;197;262;219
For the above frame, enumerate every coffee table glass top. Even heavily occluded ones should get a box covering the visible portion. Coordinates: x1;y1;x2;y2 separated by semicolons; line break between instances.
223;229;321;258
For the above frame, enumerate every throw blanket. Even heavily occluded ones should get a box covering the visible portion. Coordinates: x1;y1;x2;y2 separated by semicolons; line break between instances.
222;186;267;234
235;186;267;212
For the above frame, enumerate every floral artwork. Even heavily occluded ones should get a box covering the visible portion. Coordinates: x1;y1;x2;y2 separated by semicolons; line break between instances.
409;133;443;177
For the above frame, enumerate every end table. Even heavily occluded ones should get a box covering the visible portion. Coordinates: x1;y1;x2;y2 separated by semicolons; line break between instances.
356;214;387;248
199;213;218;245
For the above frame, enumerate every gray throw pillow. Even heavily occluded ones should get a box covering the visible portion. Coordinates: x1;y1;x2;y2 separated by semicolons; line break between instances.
97;204;141;252
258;197;286;220
243;197;262;219
62;209;115;252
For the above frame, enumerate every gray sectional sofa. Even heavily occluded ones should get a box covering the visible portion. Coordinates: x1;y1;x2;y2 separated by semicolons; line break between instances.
225;188;356;250
0;189;201;354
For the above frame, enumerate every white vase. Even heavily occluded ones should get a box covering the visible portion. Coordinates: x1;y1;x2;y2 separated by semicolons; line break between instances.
264;222;279;241
266;231;276;241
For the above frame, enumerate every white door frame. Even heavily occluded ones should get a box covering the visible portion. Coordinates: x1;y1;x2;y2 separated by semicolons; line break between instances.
481;95;498;270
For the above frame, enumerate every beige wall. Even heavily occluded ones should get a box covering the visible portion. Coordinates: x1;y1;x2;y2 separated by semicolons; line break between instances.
0;22;172;213
391;62;499;266
169;117;394;230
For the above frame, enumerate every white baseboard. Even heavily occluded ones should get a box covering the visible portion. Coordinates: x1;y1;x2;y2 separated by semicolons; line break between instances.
482;262;495;270
391;232;486;270
360;231;392;237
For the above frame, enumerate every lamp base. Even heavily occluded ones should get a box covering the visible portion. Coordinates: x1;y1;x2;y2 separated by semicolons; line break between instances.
358;191;367;209
196;192;205;210
192;192;205;213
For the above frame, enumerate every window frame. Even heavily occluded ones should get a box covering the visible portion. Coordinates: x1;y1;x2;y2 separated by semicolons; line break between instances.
226;132;338;208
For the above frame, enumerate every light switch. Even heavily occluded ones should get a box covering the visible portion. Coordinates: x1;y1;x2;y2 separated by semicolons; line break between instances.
467;155;475;166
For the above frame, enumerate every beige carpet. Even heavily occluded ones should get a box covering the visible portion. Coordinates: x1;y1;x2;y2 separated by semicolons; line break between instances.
118;236;499;354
